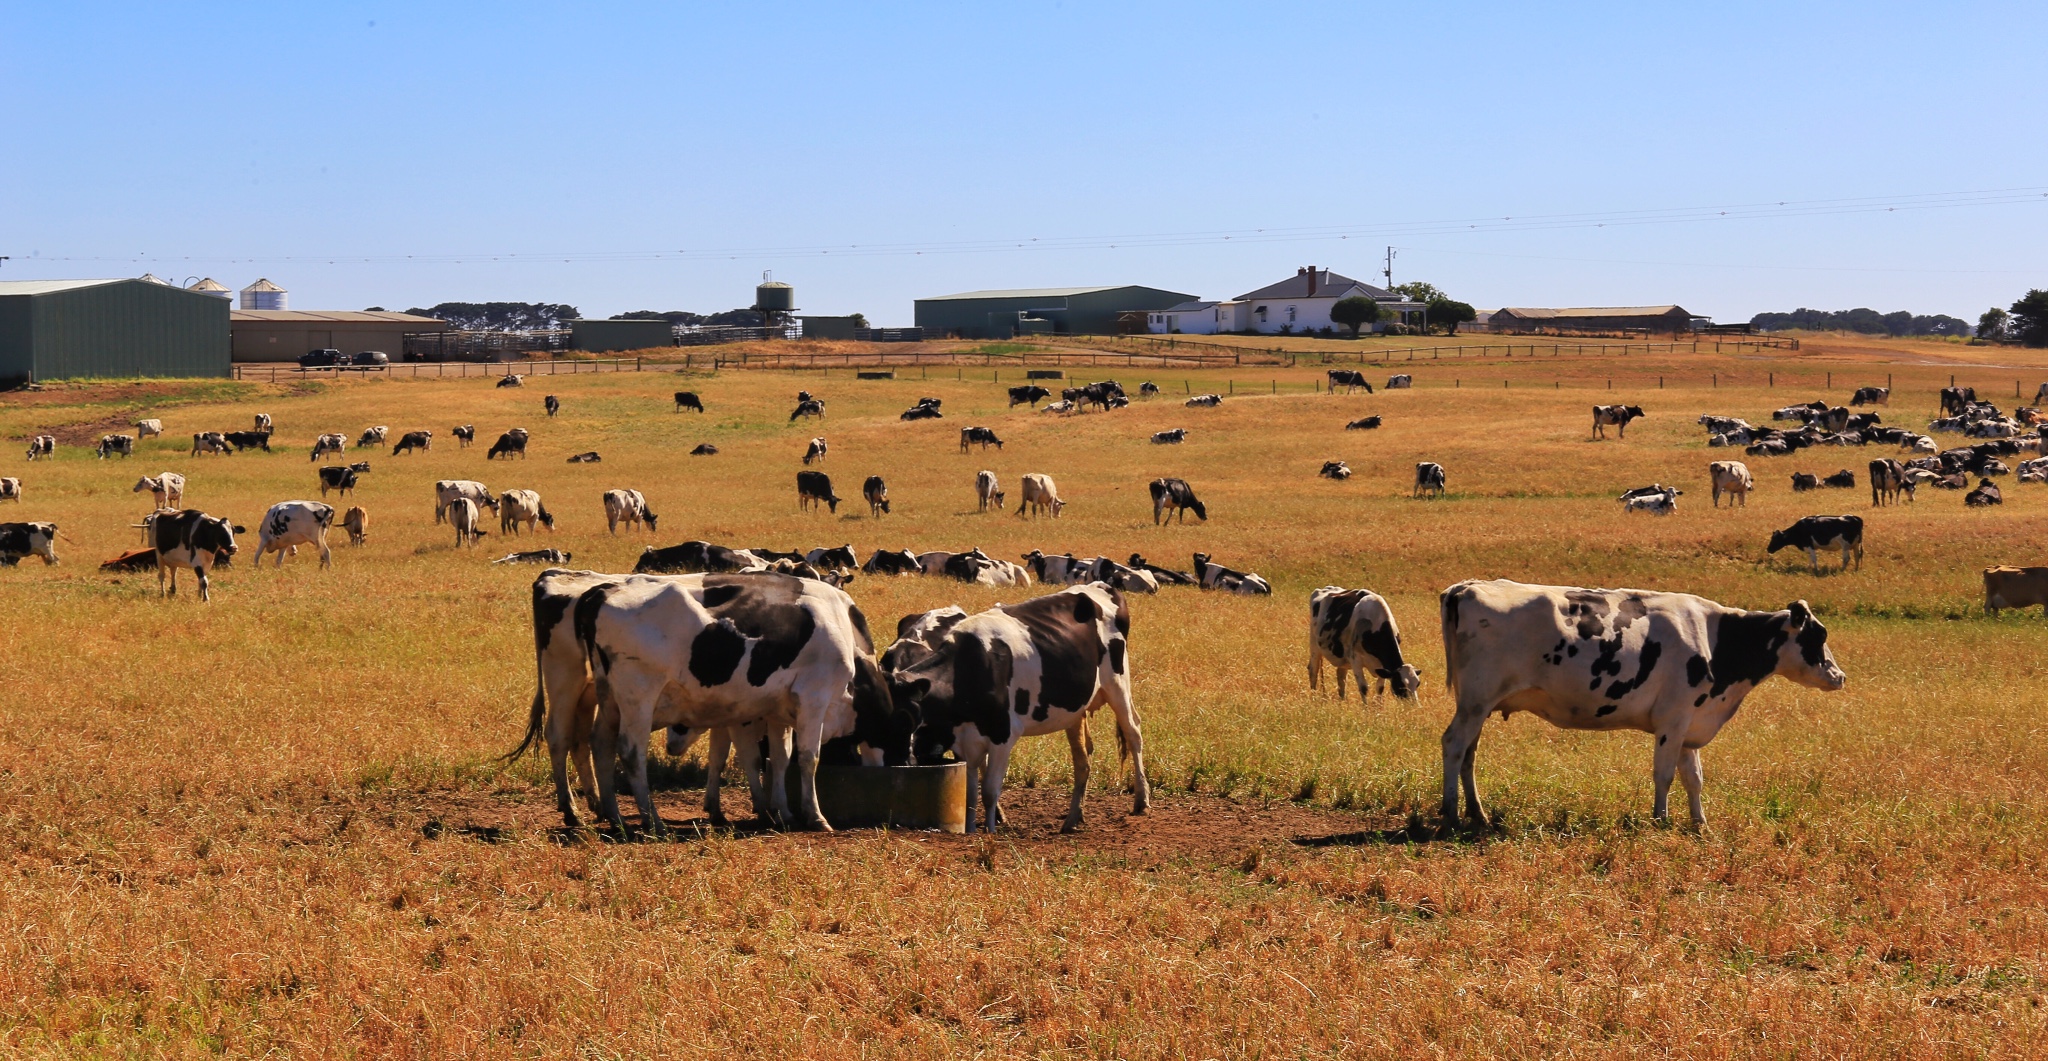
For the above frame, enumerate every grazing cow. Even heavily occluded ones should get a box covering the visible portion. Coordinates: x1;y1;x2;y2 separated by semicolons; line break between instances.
1148;478;1204;523
1851;386;1890;407
1386;374;1413;389
1191;552;1271;595
1308;586;1421;700
602;489;659;533
1040;400;1076;415
1940;386;1976;416
1591;404;1646;440
1869;458;1907;506
133;472;186;509
886;583;1147;833
1965;478;2003;507
691;443;718;456
358;426;388;448
433;480;496;523
566;451;602;463
635;541;762;574
189;432;232;457
803;437;828;465
789;398;826;422
974;470;1005;512
25;436;54;460
1790;472;1820;491
493;548;571;565
1019;473;1066;519
1414;462;1446;498
448;497;487;547
861;548;922;576
452;425;476;448
959;426;1004;452
136;419;164;440
1150;428;1187;445
391;430;432;455
1708;461;1752;507
1768;515;1865;572
342;506;369;546
552;572;898;832
1436;579;1844;827
498;489;555;534
1327;369;1374;394
152;510;238;600
99;434;136;459
0;478;17;504
1126;553;1196;586
1345;416;1382;430
0;522;59;566
222;430;272;452
1902;468;1941;496
254;500;335;569
317;463;369;498
796;471;841;514
674;391;705;413
544;395;560;418
900;403;942;421
311;433;348;461
863;475;890;516
1080;381;1126;411
1984;566;2048;615
1185;393;1223;407
496;374;524;388
1139;381;1160;397
1008;385;1051;407
1319;460;1352;480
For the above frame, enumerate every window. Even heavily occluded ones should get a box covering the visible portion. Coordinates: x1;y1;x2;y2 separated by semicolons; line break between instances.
1286;306;1297;323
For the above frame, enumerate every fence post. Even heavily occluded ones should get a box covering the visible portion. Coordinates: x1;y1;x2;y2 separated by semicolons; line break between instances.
1770;373;1774;388
1827;372;1831;389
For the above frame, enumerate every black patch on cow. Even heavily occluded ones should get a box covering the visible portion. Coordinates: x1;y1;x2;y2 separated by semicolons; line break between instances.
847;604;875;654
1073;593;1097;624
1014;687;1030;716
533;582;573;654
1007;593;1102;715
1659;734;1667;745
1588;636;1625;687
954;635;1015;743
701;584;742;609
571;583;616;668
1686;653;1710;688
1595;704;1617;716
1109;637;1126;675
699;575;818;687
1795;619;1829;667
1566;644;1578;657
1604;639;1662;700
1353;614;1405;678
1114;605;1131;636
1563;590;1613;640
689;618;748;687
1707;611;1789;698
1316;590;1365;659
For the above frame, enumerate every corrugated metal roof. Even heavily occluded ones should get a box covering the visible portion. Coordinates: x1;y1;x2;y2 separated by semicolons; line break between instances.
231;309;447;325
242;278;285;293
1162;301;1220;313
1494;306;1689;318
189;278;230;293
918;286;1127;301
0;278;133;296
1234;269;1396;302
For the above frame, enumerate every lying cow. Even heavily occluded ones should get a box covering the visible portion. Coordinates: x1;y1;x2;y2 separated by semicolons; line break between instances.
1319;460;1352;481
900;400;942;421
1619;485;1680;515
1192;552;1271;595
1851;386;1890;407
1436;579;1845;828
0;522;59;566
493;548;572;565
1186;394;1223;408
1150;428;1186;445
1308;586;1420;700
887;584;1148;833
691;443;718;456
861;548;922;576
253;500;335;569
634;540;763;574
1345;416;1382;430
1984;566;2048;615
496;375;524;388
565;452;602;464
1965;478;2003;506
1126;553;1196;586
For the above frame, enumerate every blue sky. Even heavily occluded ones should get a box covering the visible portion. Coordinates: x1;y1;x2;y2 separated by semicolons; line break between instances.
3;2;2043;323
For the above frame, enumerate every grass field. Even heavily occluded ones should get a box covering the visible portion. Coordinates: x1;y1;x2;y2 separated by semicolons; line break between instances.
0;341;2043;1056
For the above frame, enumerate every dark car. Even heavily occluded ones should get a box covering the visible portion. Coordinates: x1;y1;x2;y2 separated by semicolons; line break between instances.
299;348;343;367
350;351;390;367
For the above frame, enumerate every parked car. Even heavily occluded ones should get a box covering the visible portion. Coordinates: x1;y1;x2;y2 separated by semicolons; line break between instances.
350;351;390;367
299;348;343;367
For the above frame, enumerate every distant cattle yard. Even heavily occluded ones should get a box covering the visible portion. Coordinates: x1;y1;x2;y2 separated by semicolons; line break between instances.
0;334;2043;1055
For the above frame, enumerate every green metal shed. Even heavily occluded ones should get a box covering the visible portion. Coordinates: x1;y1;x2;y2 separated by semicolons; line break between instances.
570;318;675;353
914;285;1199;339
0;278;231;381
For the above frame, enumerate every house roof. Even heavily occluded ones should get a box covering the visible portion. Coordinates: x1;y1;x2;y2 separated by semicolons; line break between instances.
917;286;1129;301
1235;269;1398;302
230;310;447;326
1493;306;1691;319
1162;301;1220;313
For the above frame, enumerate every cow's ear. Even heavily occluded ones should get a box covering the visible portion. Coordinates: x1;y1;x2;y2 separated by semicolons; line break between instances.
1786;600;1813;626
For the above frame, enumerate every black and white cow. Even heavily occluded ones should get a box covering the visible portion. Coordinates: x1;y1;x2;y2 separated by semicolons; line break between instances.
1319;460;1352;481
152;510;238;600
1345;416;1382;430
691;443;718;456
391;430;432;455
806;543;859;573
357;426;389;448
634;540;763;574
544;395;560;418
1437;579;1846;827
99;434;136;459
1308;586;1420;700
565;451;602;463
796;471;840;514
136;419;164;440
1851;386;1890;407
959;426;1004;452
1965;478;2004;507
1940;386;1976;416
975;470;1005;512
1019;549;1089;585
674;391;705;413
887;583;1148;833
1327;369;1374;393
1592;404;1646;440
1007;385;1050;408
453;425;476;448
602;489;658;533
789;398;826;422
487;429;529;460
318;463;367;498
861;548;922;576
190;432;233;456
863;476;890;516
253;500;335;569
556;572;900;832
803;437;828;465
1185;393;1223;407
1767;515;1864;572
0;522;58;566
223;430;272;452
1138;381;1160;398
1148;478;1205;524
899;403;943;421
1126;553;1196;586
1414;462;1446;498
1150;428;1187;445
133;472;185;509
493;548;572;565
448;497;487;547
252;413;273;432
311;433;348;461
0;478;18;504
1192;552;1271;595
25;436;54;461
433;479;495;523
498;489;555;534
1386;374;1413;389
496;374;524;388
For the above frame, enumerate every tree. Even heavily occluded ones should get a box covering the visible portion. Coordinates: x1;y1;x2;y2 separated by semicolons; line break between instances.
2010;290;2048;348
1392;281;1446;304
1330;295;1381;338
363;306;386;312
849;312;869;329
1977;307;2010;340
1427;298;1478;336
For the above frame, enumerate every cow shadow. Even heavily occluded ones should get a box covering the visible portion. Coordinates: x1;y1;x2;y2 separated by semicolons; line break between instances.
1291;814;1499;848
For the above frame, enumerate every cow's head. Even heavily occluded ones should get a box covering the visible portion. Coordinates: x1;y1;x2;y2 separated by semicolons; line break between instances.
1185;497;1206;520
642;511;659;531
1353;593;1422;700
1777;601;1845;690
847;655;917;766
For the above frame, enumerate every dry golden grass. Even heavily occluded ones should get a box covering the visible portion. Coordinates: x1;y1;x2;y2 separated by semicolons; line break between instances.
0;348;2043;1057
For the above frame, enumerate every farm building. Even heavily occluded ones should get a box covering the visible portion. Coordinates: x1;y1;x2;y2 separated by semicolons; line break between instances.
1210;267;1423;335
915;285;1198;339
0;277;231;382
799;316;862;341
230;310;451;362
1489;305;1699;336
569;318;674;353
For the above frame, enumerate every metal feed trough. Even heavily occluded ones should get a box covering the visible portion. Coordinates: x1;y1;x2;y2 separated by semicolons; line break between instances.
784;763;966;832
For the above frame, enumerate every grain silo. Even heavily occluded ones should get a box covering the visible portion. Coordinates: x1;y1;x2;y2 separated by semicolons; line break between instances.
752;272;795;338
240;278;287;311
187;278;232;299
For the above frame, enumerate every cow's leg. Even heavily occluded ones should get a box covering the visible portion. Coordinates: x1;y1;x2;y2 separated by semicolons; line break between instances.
981;743;1015;831
1806;547;1819;574
760;726;794;828
1307;653;1321;692
1060;723;1090;833
1440;706;1488;826
1651;727;1685;824
790;719;830;832
616;722;664;839
590;692;625;832
195;565;210;603
1100;680;1150;818
1678;747;1706;828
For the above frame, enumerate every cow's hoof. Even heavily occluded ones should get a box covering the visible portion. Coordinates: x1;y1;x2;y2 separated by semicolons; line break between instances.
1060;819;1081;834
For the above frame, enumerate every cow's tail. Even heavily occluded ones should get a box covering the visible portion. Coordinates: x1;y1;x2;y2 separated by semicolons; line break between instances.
503;652;548;764
1439;582;1470;699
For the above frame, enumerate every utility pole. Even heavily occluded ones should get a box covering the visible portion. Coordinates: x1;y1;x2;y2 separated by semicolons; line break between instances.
1383;246;1396;291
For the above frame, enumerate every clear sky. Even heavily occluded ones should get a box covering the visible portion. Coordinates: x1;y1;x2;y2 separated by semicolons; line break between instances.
4;2;2043;324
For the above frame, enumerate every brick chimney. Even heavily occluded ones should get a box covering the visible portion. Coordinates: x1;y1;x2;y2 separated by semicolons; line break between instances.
1305;266;1318;296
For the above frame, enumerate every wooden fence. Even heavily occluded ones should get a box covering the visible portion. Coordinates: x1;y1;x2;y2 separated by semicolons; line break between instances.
233;357;645;382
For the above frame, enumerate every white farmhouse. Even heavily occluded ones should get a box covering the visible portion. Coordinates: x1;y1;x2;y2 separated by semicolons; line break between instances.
1146;266;1428;335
